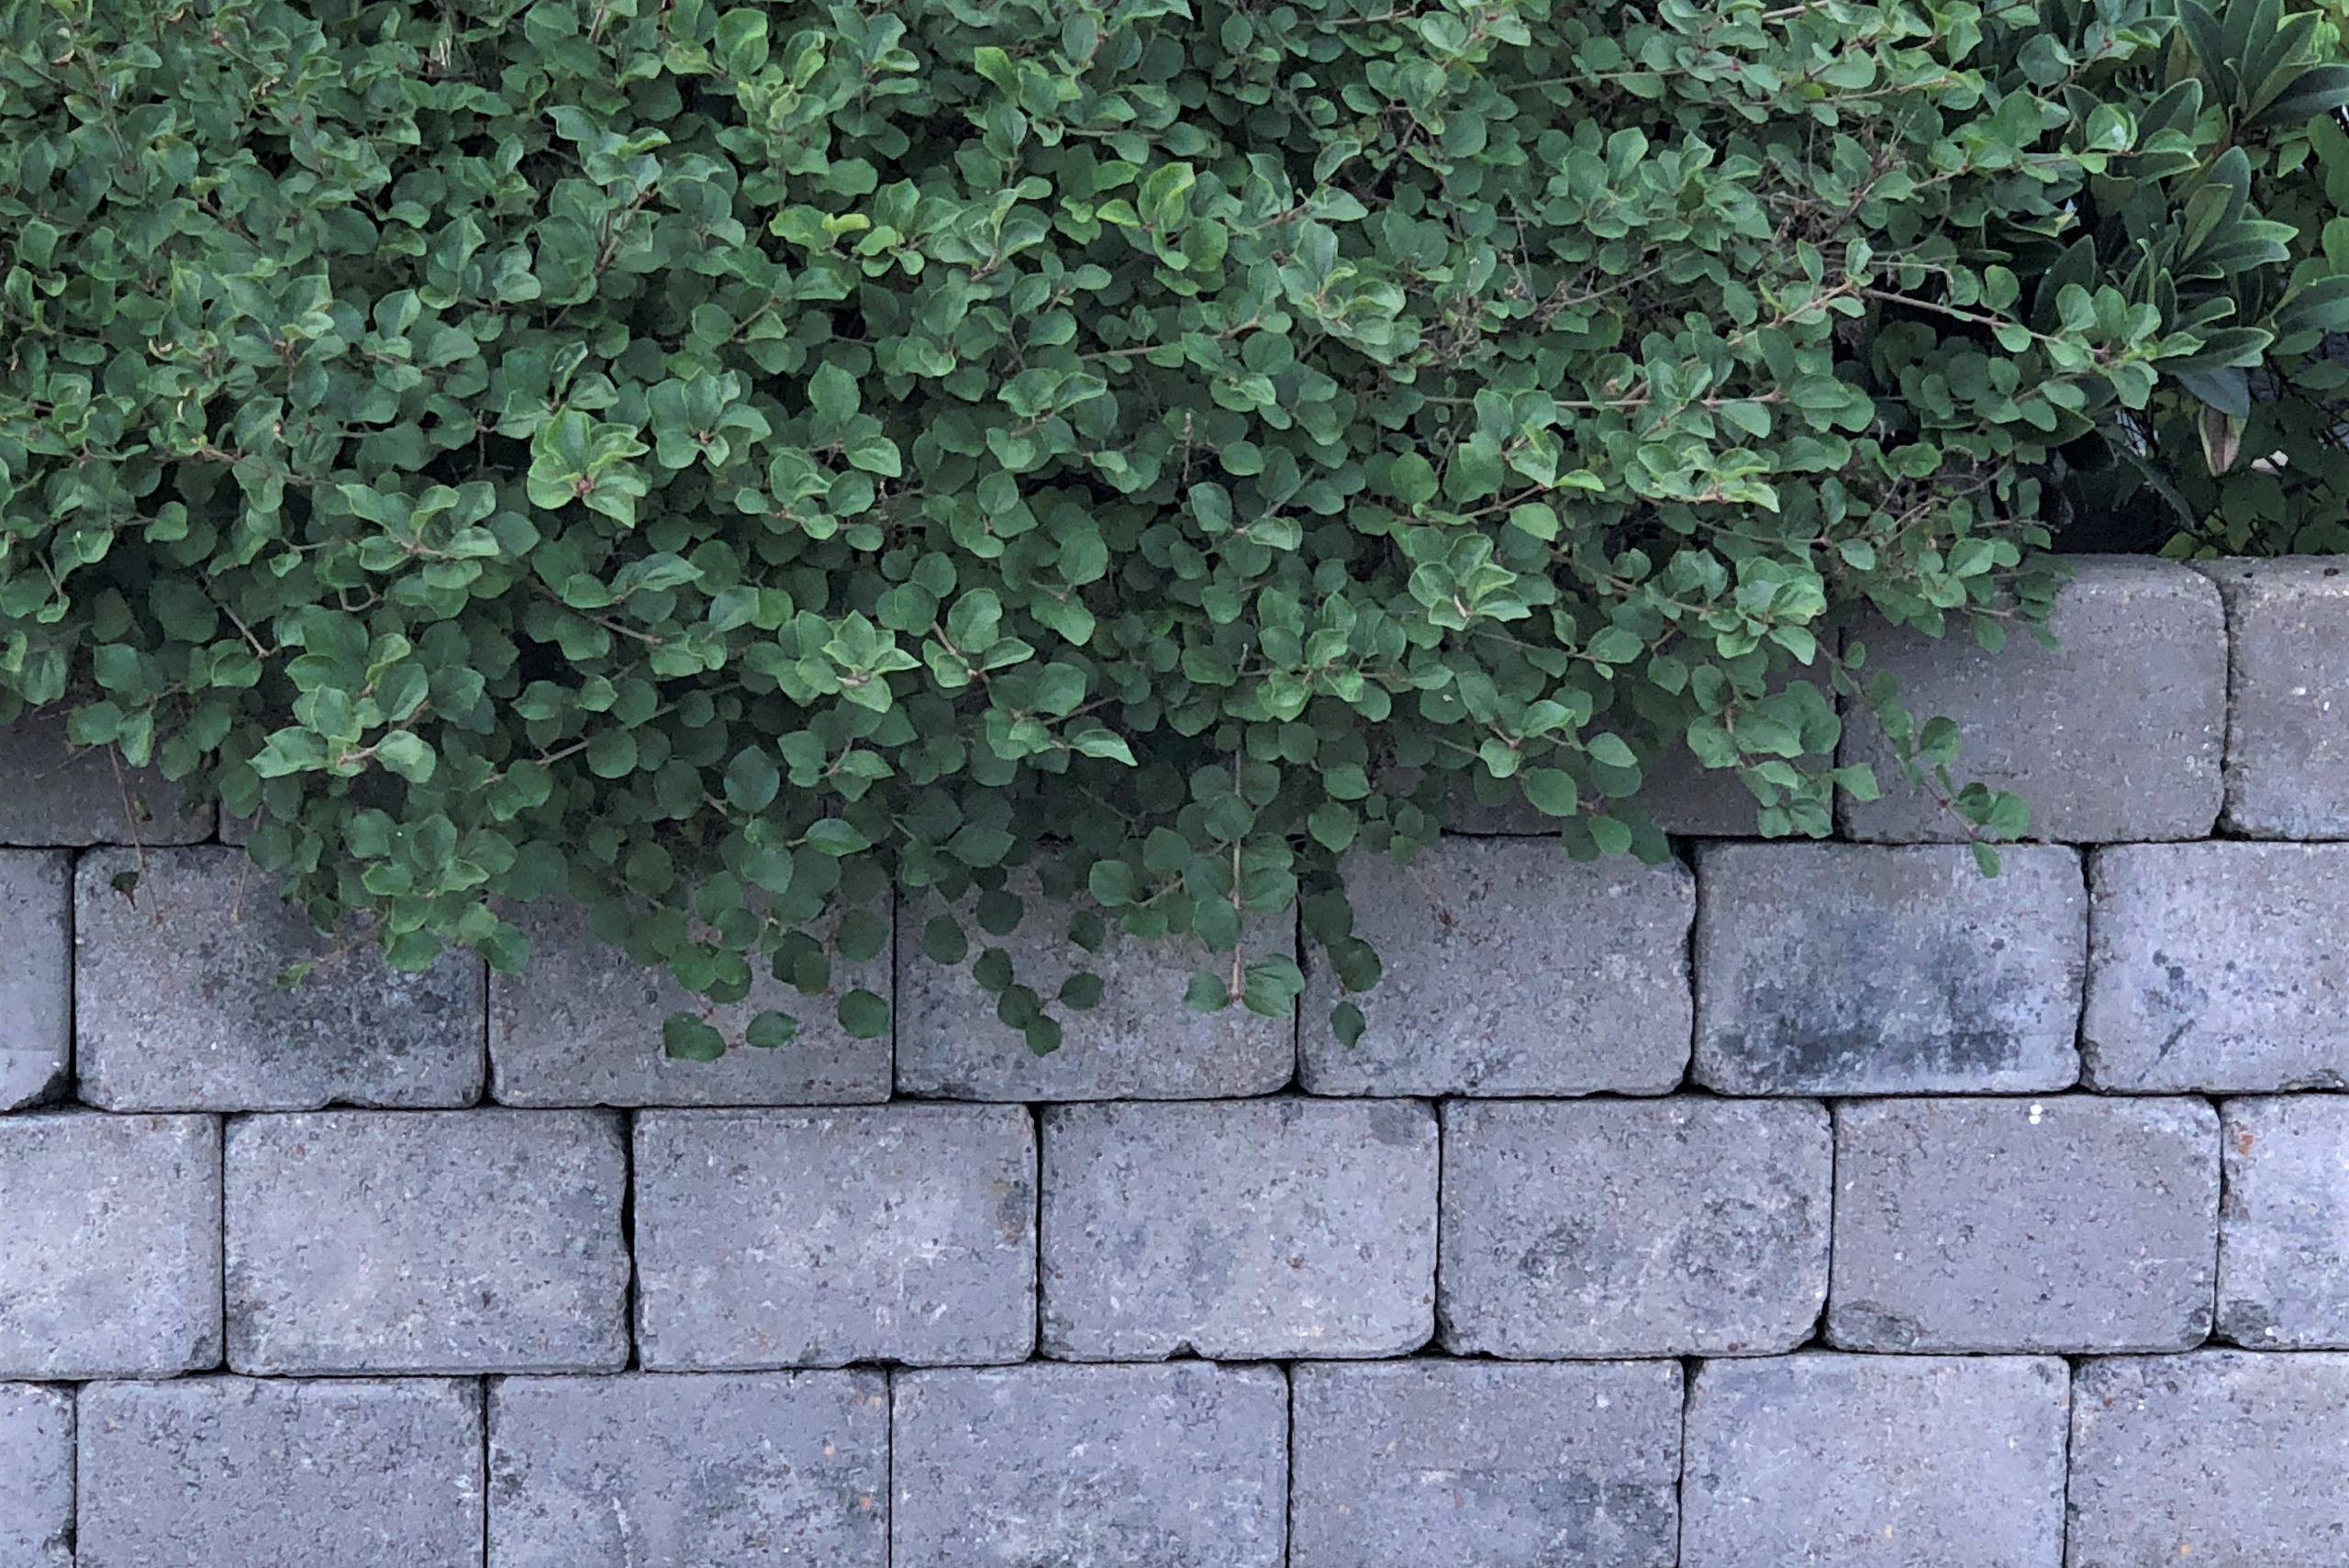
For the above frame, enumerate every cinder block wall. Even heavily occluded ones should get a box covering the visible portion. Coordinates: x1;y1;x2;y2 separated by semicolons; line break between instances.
6;555;2348;1565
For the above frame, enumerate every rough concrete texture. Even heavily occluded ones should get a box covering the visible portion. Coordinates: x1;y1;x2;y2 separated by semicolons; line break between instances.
75;1377;483;1568
2218;1095;2349;1347
895;871;1294;1100
1290;1360;1682;1568
2067;1351;2349;1566
2199;557;2349;837
1839;555;2226;842
891;1362;1287;1568
0;1111;219;1378
1041;1097;1438;1360
0;1383;72;1567
489;896;891;1107
487;1372;888;1566
1694;843;2086;1094
0;852;69;1111
1298;840;1693;1096
1681;1353;2070;1568
1831;1096;2219;1353
75;847;484;1112
225;1109;629;1374
0;712;214;846
2084;842;2349;1091
1440;1098;1831;1358
633;1106;1035;1369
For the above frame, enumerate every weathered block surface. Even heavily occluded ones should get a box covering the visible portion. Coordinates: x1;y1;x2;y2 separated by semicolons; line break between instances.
1041;1098;1437;1360
634;1106;1034;1369
2199;557;2349;837
892;1362;1287;1568
226;1109;629;1374
0;1384;72;1567
1831;1096;2218;1352
1840;556;2225;842
1298;841;1692;1096
1439;1098;1830;1357
896;875;1294;1100
1681;1354;2069;1568
0;1111;219;1378
77;1377;483;1568
488;1372;888;1566
0;711;213;846
0;852;69;1110
77;847;484;1112
1290;1360;1681;1568
2068;1351;2349;1566
2219;1095;2349;1347
1694;843;2085;1094
2084;842;2349;1091
490;897;891;1106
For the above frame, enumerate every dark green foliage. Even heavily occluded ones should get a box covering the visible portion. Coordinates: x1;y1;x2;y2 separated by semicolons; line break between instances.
1;0;2343;1052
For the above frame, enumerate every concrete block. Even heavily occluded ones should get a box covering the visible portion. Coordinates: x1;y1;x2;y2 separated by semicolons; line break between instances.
1681;1353;2069;1568
0;712;212;846
1041;1098;1437;1360
0;1384;71;1567
633;1106;1034;1369
0;1111;219;1378
0;852;69;1110
2084;842;2349;1091
488;1372;888;1566
1694;842;2085;1094
225;1109;629;1374
2068;1351;2349;1566
76;847;484;1111
896;873;1294;1100
2198;557;2349;837
76;1376;482;1568
489;896;889;1106
892;1362;1286;1568
1830;1096;2218;1352
2218;1095;2349;1347
1298;841;1692;1096
1839;556;2224;842
1439;1098;1830;1357
1290;1360;1681;1568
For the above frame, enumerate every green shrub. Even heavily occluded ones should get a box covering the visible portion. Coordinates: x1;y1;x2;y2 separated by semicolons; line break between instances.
1;0;2343;1054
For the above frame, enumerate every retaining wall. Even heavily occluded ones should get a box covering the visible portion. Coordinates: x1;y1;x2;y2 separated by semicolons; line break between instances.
5;555;2349;1564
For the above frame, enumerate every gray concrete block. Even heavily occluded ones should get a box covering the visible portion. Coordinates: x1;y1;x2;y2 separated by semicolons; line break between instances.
1831;1096;2218;1353
0;1384;71;1567
2084;842;2349;1091
0;852;69;1111
488;1372;888;1566
895;869;1293;1100
633;1106;1034;1369
489;897;890;1106
76;847;484;1111
0;1111;219;1379
1291;1360;1681;1568
1839;556;2225;842
77;1376;482;1568
2068;1351;2349;1566
1694;842;2085;1094
1299;841;1692;1096
2199;557;2349;837
1682;1353;2069;1568
2218;1095;2349;1347
1439;1098;1830;1358
0;711;213;846
1041;1098;1437;1360
892;1362;1287;1568
225;1109;629;1374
